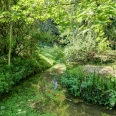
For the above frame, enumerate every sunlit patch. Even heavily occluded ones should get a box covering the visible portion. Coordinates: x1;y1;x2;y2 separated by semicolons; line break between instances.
17;109;26;114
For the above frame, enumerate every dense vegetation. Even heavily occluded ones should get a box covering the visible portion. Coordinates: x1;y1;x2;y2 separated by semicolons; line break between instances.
61;67;116;108
0;0;116;115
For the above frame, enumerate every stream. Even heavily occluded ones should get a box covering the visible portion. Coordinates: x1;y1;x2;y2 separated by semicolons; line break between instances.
0;64;116;116
42;64;116;116
65;100;116;116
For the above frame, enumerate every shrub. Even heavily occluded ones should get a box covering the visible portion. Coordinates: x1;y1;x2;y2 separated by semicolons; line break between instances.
0;54;51;95
64;29;96;64
61;67;116;108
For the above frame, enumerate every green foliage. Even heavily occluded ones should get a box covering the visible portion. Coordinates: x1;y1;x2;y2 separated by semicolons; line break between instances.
59;0;116;52
0;1;116;114
97;38;109;53
0;54;51;95
40;45;64;64
104;17;116;41
61;67;116;108
1;0;116;65
64;29;96;64
52;45;64;61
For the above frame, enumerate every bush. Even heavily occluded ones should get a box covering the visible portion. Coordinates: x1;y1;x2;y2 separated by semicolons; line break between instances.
61;67;116;108
64;29;96;64
0;54;51;95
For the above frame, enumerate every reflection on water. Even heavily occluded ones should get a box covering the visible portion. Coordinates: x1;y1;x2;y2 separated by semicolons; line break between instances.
66;100;116;116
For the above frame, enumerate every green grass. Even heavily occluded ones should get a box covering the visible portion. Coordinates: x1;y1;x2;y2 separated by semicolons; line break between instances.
39;54;55;66
40;46;56;61
0;74;57;116
40;46;64;63
0;75;36;116
0;64;68;116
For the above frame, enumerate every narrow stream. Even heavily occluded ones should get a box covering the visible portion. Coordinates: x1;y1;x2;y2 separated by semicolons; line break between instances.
51;79;116;116
66;100;116;116
47;64;116;116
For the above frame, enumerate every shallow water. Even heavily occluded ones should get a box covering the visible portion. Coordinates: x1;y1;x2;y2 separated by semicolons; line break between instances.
65;100;116;116
49;64;116;116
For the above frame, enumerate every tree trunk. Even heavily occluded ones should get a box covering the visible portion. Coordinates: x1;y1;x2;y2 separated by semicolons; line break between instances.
8;24;12;66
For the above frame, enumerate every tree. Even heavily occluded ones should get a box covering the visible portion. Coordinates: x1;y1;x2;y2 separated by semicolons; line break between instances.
0;0;116;65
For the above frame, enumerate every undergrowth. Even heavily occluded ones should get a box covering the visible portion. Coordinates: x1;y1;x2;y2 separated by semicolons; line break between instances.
61;67;116;108
0;53;51;95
